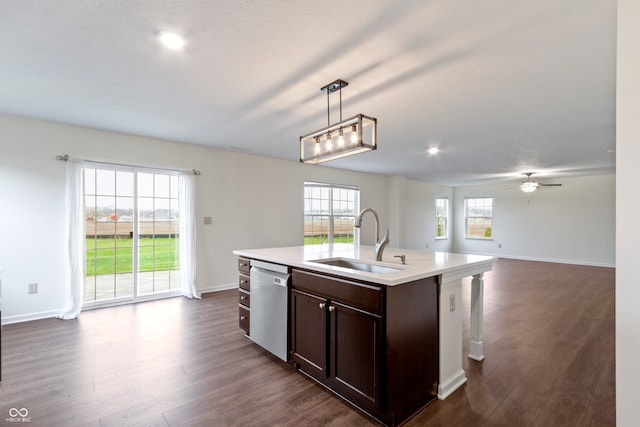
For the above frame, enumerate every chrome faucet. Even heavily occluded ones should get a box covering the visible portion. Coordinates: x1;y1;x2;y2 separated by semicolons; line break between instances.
354;207;389;261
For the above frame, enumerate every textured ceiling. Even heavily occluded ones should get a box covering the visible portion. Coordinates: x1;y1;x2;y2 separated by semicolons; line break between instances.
0;0;616;186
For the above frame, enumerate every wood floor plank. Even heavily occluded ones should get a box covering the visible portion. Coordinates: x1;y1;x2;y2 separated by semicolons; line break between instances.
0;259;614;426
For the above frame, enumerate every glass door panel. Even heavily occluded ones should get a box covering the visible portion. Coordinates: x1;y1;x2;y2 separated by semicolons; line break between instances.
137;172;181;296
83;168;135;303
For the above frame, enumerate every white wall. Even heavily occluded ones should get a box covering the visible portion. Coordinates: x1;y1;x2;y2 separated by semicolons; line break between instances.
0;114;389;323
616;0;640;423
451;174;615;267
386;176;453;252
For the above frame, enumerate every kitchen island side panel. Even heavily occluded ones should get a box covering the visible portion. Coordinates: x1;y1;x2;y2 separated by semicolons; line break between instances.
385;275;439;423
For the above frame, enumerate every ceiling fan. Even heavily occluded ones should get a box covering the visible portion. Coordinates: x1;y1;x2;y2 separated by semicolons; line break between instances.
518;172;562;193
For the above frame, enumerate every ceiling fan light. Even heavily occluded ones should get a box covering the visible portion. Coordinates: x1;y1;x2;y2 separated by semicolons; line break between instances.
520;182;539;193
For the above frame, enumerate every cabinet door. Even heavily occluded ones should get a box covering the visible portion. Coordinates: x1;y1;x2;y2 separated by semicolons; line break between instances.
290;289;327;381
329;301;383;414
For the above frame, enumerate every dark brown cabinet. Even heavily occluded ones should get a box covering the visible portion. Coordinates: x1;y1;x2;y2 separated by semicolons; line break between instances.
291;268;438;427
237;257;251;335
329;299;383;412
291;286;383;413
290;289;327;380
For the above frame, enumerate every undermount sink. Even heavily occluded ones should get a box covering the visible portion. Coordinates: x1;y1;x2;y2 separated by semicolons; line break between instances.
310;257;403;274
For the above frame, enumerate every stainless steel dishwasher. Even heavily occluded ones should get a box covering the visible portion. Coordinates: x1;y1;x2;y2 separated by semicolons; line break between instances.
249;260;290;361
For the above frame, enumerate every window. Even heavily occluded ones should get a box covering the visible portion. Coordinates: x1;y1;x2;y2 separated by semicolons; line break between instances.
304;182;360;245
435;197;449;239
465;197;493;239
84;164;181;304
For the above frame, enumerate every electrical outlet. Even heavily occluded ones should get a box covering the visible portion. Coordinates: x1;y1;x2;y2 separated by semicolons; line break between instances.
498;243;502;248
449;294;455;312
204;216;212;225
425;243;429;248
28;283;38;294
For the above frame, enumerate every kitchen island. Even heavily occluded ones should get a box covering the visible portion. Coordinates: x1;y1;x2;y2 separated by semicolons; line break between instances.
233;244;494;426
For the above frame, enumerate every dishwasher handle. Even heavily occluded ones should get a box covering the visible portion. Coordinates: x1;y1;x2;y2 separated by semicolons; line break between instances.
273;275;287;287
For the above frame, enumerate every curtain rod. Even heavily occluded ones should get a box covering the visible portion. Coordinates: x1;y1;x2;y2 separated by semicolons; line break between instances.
55;154;201;175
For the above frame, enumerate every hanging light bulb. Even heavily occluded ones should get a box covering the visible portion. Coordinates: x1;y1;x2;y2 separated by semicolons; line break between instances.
338;128;345;146
326;132;332;150
314;137;321;154
350;124;358;143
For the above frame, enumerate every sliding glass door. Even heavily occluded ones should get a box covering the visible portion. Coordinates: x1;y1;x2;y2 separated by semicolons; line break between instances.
83;165;181;305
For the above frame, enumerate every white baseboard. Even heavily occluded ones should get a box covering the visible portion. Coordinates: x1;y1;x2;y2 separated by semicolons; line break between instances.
2;309;61;325
438;369;467;400
198;282;237;294
457;251;615;268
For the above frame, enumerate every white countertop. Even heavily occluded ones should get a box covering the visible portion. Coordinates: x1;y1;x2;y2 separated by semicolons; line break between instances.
233;244;494;286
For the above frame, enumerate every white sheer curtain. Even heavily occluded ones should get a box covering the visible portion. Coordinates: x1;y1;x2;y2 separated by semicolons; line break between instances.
180;172;199;298
58;157;85;319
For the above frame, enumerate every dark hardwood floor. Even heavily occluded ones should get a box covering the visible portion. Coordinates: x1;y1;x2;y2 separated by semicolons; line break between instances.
0;259;615;426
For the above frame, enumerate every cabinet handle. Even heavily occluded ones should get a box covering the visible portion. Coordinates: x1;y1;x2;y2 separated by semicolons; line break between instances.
240;316;247;320
328;305;335;312
240;296;246;300
240;280;247;284
319;303;325;309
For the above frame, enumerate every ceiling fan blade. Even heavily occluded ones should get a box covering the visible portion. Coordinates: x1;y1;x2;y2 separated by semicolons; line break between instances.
539;183;562;187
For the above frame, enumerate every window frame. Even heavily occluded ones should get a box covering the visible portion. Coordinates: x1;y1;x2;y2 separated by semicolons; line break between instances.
464;197;494;240
435;197;449;240
303;181;360;245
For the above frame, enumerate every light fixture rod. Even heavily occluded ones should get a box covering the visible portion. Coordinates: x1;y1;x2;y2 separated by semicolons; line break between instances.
339;85;343;122
322;79;348;127
327;89;330;126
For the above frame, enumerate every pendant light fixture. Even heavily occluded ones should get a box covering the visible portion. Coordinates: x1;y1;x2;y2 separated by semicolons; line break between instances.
300;79;377;164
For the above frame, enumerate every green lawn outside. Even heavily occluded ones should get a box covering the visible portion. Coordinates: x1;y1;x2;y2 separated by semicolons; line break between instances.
86;237;179;275
304;236;355;245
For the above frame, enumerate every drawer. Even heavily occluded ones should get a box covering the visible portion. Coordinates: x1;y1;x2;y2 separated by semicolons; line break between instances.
292;269;383;314
239;305;250;334
239;273;250;291
238;257;251;274
239;289;250;307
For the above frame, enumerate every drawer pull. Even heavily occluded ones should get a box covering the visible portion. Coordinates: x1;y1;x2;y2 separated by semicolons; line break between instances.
240;280;247;284
328;305;335;312
240;296;246;300
319;303;325;309
240;316;247;320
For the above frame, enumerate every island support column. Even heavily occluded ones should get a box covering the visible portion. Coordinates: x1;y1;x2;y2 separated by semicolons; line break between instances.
437;267;490;400
468;273;485;361
437;272;466;400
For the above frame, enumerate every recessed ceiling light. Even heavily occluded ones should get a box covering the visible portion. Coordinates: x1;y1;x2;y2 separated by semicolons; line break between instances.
427;147;439;155
158;31;185;50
